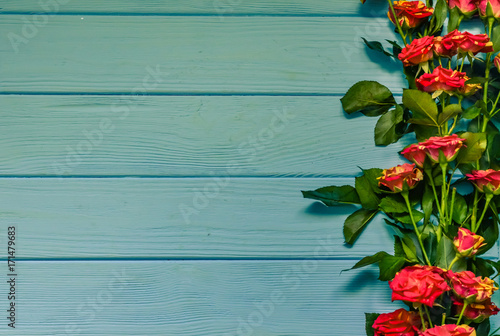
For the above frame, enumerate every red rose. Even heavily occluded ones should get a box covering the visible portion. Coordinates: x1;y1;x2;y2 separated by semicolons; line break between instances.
433;30;462;58
418;324;476;336
389;265;450;307
453;298;500;323
399;36;434;67
388;1;434;29
401;144;427;167
453;227;486;257
416;66;479;95
377;163;423;192
372;308;421;336
447;0;477;16
455;31;494;55
419;135;466;163
477;0;500;18
447;270;497;302
466;169;500;194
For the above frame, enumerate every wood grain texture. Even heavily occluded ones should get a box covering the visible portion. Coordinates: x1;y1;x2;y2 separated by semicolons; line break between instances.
0;0;386;15
0;16;404;94
0;95;409;177
0;177;403;259
6;260;400;335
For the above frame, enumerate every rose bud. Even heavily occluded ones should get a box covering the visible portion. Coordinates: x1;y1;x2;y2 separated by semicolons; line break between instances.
388;1;434;29
453;298;500;323
377;163;423;193
447;270;498;302
419;134;466;163
447;0;478;17
477;0;500;19
401;143;427;167
416;66;475;95
372;308;421;336
398;35;434;67
453;227;486;257
419;324;476;336
390;265;450;307
495;54;500;72
455;31;494;55
466;169;500;194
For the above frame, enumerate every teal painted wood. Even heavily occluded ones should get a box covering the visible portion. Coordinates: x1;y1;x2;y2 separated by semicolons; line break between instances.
0;95;409;177
0;16;405;94
6;260;400;336
0;0;383;15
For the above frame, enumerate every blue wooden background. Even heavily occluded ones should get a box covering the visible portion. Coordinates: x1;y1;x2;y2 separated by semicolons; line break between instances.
0;1;498;335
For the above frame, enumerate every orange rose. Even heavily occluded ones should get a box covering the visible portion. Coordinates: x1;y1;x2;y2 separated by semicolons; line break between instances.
416;66;479;96
372;308;421;336
401;143;427;167
419;135;466;163
388;1;434;29
447;270;498;302
377;163;423;192
447;0;477;16
389;265;450;307
453;227;486;257
477;0;500;19
495;54;500;72
398;35;434;67
419;324;476;336
466;169;500;194
453;298;500;323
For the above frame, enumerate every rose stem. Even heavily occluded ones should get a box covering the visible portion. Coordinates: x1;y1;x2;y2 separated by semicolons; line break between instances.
418;307;427;331
387;0;407;45
440;163;449;229
482;18;495;131
456;301;468;325
441;313;446;325
402;191;432;266
425;168;442;215
448;187;456;226
423;306;433;328
448;255;460;270
474;194;493;232
470;190;479;231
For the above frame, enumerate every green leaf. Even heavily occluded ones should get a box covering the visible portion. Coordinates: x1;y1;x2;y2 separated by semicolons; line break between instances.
449;192;467;224
365;313;380;336
422;184;434;225
463;103;482;120
401;235;419;263
492;24;500;52
477;203;499;255
413;124;439;141
301;185;360;206
355;175;380;210
404;89;439;126
378;255;406;281
349;251;390;270
435;235;457;269
341;81;396;116
343;208;378;245
379;196;407;213
374;105;405;146
474;258;495;278
393;209;424;224
447;6;461;32
429;0;447;34
438;104;461;125
394;236;405;258
362;38;393;58
360;168;384;193
456;132;487;164
476;319;490;336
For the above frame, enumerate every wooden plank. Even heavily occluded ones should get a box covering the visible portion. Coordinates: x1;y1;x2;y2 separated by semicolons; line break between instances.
0;95;409;177
0;16;404;94
0;178;399;259
0;0;387;15
1;178;497;260
4;260;402;335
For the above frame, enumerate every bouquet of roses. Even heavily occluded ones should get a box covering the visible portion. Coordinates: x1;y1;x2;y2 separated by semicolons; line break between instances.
302;0;500;335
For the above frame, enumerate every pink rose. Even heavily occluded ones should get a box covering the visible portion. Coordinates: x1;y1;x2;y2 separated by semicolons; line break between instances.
476;0;500;18
401;144;427;167
466;169;500;194
419;135;466;163
453;227;486;257
447;270;497;302
390;265;450;307
447;0;477;16
372;308;421;336
418;324;476;336
377;163;423;192
416;66;479;96
399;36;434;67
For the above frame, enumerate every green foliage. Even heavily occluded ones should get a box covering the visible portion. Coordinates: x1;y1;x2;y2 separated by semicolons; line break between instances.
343;208;378;245
301;185;360;206
341;81;396;116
